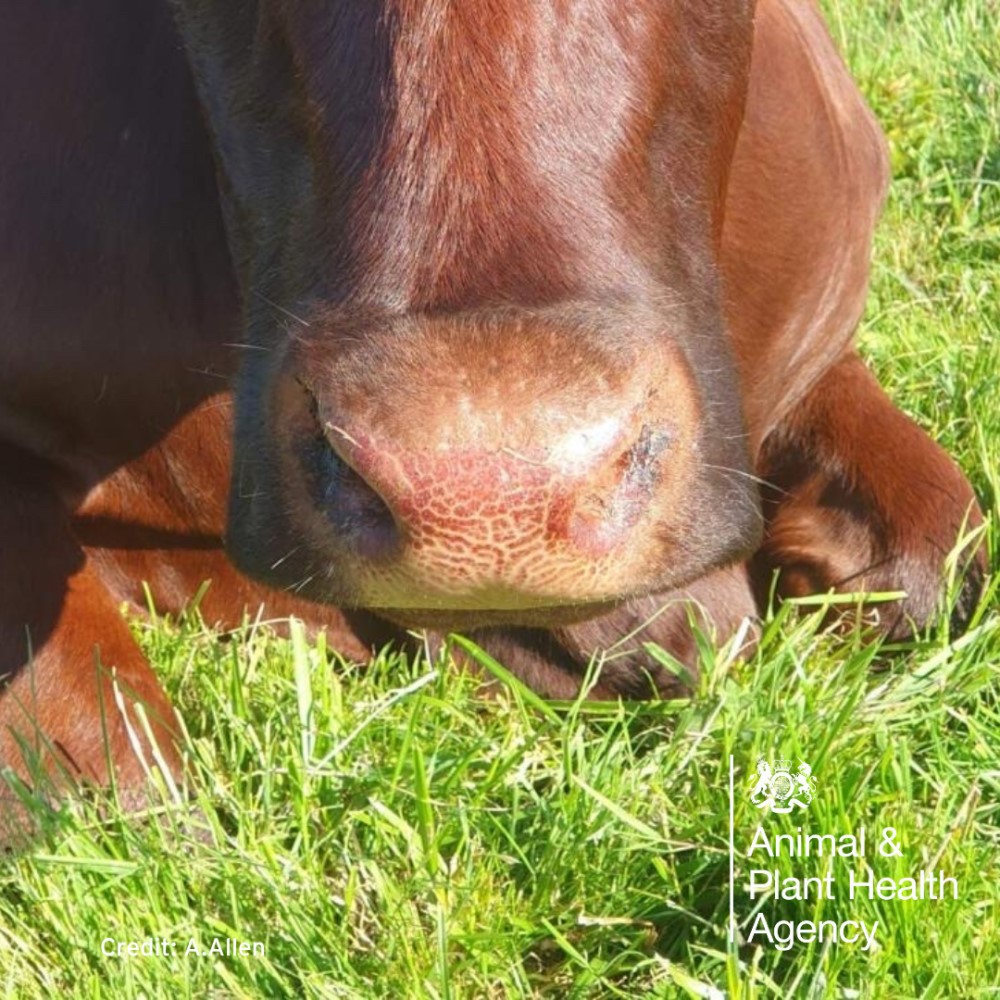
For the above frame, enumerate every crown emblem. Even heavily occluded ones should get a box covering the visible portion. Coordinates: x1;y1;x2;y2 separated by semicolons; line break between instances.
747;755;818;814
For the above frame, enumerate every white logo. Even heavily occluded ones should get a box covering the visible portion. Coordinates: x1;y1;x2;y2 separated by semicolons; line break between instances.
748;757;817;814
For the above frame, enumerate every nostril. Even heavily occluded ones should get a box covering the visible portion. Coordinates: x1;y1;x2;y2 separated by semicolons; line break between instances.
315;443;401;561
293;381;401;561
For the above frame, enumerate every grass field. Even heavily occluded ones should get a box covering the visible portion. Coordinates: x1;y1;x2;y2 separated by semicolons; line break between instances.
2;1;998;997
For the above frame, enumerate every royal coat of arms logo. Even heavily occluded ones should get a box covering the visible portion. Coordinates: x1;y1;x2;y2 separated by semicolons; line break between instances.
748;757;818;813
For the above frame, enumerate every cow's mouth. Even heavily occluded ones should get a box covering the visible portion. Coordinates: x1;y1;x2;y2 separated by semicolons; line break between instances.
373;600;623;631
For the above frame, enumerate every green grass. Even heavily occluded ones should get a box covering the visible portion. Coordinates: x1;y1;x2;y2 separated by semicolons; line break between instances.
2;1;998;996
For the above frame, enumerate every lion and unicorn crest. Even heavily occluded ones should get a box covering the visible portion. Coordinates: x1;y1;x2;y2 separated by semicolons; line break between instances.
748;756;818;814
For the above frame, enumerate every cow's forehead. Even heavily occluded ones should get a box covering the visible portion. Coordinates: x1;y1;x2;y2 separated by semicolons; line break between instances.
229;1;755;309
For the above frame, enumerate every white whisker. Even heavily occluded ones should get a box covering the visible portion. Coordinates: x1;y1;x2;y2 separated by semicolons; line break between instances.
252;289;311;327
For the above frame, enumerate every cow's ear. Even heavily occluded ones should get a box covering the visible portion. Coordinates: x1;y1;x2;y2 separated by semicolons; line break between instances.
719;0;890;456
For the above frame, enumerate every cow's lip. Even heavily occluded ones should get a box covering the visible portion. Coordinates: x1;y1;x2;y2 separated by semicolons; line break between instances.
373;601;622;630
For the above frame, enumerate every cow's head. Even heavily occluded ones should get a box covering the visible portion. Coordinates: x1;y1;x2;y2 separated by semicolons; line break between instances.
174;0;762;629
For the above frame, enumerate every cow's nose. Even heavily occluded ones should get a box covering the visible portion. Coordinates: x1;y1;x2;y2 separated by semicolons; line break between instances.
265;313;748;615
317;414;672;568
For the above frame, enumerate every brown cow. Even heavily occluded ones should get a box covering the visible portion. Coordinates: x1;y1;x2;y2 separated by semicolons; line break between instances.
0;0;985;832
